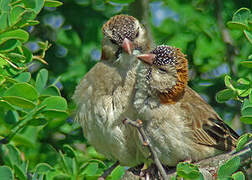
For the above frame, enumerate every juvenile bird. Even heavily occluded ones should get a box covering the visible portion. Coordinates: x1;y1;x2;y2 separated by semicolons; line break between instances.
73;15;150;166
134;45;239;166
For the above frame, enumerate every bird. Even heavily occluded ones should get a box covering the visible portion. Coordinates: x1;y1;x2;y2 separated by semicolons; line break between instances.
72;14;150;166
134;45;240;166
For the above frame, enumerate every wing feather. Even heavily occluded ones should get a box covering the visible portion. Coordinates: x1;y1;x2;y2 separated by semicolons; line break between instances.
181;86;239;151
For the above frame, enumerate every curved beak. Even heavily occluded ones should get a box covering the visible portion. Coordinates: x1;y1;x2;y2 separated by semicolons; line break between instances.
137;53;156;65
122;38;133;55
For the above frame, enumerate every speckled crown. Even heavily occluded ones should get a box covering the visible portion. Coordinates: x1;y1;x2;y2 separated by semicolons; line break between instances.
152;45;178;66
102;15;138;45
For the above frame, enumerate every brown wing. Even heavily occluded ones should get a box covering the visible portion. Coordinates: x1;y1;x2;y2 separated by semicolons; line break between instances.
180;86;239;151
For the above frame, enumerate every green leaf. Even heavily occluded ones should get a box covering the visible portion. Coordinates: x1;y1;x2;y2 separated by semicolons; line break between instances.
227;21;248;30
41;85;61;97
40;96;67;111
240;59;252;68
244;30;252;44
0;29;29;44
4;110;19;124
27;118;47;126
0;0;11;10
232;8;251;25
224;75;234;89
7;53;26;63
13;164;26;180
236;84;251;97
170;176;176;180
14;72;31;83
107;166;125;180
12;134;34;147
240;116;252;124
82;163;98;176
176;162;201;179
2;144;22;168
42;109;68;119
44;0;63;7
0;166;14;180
237;78;250;85
232;171;245;180
35;163;54;174
58;151;73;175
236;133;252;152
33;0;45;13
22;46;32;63
0;100;15;110
9;5;25;27
241;99;252;116
23;0;36;9
109;0;135;3
86;146;106;160
0;13;8;31
63;145;76;158
216;89;236;103
35;69;48;93
2;96;36;109
3;82;38;101
0;39;19;52
14;9;36;27
39;96;68;119
218;156;241;178
26;20;40;26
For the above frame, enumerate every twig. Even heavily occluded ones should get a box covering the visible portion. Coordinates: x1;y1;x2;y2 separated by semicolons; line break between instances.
0;105;46;144
123;118;168;180
32;55;48;65
0;54;25;70
123;139;252;180
98;161;120;179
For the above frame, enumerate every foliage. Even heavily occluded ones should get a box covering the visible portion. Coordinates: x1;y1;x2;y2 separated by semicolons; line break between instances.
216;8;252;125
0;0;251;179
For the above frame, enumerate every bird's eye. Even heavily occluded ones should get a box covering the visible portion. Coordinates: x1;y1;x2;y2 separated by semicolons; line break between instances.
110;39;117;44
158;68;167;73
136;31;139;38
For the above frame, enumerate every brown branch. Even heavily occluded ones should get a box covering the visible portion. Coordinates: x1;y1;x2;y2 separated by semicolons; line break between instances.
123;118;168;180
122;138;252;180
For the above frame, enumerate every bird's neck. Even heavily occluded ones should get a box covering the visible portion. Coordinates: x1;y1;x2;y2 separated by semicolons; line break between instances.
113;54;141;109
134;64;160;111
134;61;188;111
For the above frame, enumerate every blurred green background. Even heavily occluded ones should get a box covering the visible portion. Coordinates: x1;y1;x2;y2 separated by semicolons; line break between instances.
0;0;252;179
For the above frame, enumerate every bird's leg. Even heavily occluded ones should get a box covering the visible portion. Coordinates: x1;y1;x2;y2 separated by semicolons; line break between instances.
98;161;120;180
123;118;168;180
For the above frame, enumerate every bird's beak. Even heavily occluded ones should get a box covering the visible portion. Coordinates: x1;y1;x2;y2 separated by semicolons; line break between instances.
137;53;156;65
122;38;133;55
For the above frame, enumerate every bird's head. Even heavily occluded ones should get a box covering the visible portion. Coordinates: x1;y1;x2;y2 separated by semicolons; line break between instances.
137;45;188;104
102;14;149;62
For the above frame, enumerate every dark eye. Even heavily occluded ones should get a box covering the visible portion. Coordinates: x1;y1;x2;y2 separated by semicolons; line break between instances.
136;31;139;38
110;39;117;44
158;68;167;73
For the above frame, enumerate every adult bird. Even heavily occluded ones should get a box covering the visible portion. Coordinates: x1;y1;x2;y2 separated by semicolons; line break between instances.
73;14;150;166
